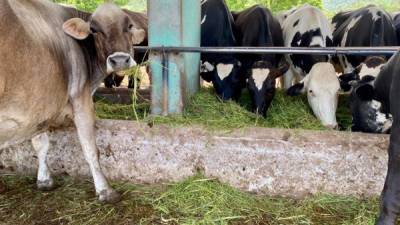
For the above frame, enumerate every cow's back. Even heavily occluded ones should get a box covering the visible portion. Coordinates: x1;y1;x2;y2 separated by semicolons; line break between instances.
0;0;83;147
282;4;332;47
234;5;283;66
281;4;332;75
201;0;236;63
333;5;397;70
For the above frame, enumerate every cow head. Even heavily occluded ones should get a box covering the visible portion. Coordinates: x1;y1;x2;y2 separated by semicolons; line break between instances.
200;58;244;101
349;76;392;133
247;61;289;117
287;63;340;129
62;3;146;75
338;56;386;91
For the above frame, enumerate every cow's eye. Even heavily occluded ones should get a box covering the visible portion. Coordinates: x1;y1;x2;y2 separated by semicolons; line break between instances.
128;24;134;30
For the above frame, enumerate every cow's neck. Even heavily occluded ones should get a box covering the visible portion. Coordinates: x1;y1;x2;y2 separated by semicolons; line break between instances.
78;36;108;94
64;7;107;93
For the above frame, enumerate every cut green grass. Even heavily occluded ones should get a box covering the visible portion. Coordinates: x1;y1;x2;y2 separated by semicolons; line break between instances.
0;174;386;225
95;88;352;131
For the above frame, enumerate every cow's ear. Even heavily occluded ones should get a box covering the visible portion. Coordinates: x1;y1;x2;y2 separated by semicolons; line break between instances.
287;82;305;96
272;62;289;79
355;84;375;101
354;64;362;75
131;28;146;45
63;18;90;40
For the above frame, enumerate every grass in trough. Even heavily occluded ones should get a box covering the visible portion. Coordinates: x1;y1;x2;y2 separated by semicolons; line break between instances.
0;174;385;225
95;88;353;131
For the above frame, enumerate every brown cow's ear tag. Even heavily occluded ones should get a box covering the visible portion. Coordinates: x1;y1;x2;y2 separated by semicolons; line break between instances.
63;18;90;40
131;28;146;45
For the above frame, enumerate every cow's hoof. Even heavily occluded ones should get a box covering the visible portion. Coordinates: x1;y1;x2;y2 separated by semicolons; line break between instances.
37;179;55;191
98;189;121;204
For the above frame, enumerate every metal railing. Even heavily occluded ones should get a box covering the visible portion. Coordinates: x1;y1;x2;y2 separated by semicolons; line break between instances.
133;46;400;56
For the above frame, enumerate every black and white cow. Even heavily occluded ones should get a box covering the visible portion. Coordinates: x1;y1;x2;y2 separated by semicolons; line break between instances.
338;56;387;92
345;57;391;134
333;5;397;73
233;5;288;116
347;51;400;224
201;0;243;100
280;4;339;129
348;74;392;134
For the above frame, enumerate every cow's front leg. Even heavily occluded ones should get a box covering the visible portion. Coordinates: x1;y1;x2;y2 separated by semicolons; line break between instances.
71;85;120;203
377;125;400;225
32;133;54;191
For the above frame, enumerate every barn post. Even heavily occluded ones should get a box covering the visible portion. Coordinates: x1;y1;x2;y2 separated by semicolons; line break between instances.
182;0;201;96
148;0;200;115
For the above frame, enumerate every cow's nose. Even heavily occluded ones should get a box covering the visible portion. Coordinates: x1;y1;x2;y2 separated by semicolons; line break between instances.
325;124;339;130
106;52;136;74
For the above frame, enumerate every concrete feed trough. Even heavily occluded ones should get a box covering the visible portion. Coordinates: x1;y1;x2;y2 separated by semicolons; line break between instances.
0;119;389;198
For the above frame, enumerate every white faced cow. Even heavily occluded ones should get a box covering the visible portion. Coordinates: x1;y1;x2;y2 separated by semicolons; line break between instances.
233;5;287;117
201;0;244;101
0;0;145;203
280;4;339;129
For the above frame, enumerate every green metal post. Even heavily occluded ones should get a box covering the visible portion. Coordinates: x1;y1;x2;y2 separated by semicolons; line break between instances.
148;0;200;115
182;0;201;96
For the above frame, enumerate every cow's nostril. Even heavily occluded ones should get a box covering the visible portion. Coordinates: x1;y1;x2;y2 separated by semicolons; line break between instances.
109;58;117;66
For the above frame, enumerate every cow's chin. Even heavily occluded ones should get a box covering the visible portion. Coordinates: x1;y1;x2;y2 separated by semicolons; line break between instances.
106;52;137;74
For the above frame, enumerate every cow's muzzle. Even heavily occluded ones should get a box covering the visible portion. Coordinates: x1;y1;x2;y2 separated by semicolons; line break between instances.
106;52;136;74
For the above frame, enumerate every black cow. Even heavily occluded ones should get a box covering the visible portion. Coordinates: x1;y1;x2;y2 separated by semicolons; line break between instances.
333;5;397;73
201;0;243;100
394;13;400;45
233;5;287;116
348;51;400;224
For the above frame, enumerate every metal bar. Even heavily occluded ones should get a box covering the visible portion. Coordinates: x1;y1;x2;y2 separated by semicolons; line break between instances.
133;46;400;55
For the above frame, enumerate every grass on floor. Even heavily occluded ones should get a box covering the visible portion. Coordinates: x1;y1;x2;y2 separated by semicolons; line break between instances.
0;174;383;225
95;88;352;131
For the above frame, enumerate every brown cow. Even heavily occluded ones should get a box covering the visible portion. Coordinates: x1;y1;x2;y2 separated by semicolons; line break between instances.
0;0;145;203
104;10;148;88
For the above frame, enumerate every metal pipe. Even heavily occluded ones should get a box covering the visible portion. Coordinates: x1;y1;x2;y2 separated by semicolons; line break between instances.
133;46;400;56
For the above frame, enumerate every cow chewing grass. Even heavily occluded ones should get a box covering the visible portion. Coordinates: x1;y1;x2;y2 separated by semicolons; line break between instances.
95;88;352;131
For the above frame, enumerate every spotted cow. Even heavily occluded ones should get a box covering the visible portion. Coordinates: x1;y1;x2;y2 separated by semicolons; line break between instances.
332;5;397;73
280;4;339;129
338;56;387;91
